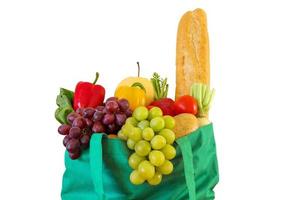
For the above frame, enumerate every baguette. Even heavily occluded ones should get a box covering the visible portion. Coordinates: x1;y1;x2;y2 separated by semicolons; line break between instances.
176;8;210;99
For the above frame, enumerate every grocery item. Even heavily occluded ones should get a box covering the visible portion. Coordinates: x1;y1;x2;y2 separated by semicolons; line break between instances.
190;83;215;127
55;88;74;124
118;106;176;185
116;62;155;105
173;95;198;115
57;97;131;159
115;84;146;110
73;72;105;110
176;8;210;99
149;98;175;116
151;72;169;100
173;113;199;138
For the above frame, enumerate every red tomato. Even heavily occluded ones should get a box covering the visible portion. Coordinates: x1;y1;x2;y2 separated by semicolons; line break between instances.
174;95;198;115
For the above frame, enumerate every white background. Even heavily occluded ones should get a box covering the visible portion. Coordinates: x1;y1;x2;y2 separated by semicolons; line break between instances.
1;0;300;199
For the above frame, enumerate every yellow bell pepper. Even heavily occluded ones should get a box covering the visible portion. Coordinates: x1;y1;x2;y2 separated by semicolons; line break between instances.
115;83;147;110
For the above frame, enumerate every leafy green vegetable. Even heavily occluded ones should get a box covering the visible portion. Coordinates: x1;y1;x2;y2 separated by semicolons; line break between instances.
151;73;169;100
55;88;74;124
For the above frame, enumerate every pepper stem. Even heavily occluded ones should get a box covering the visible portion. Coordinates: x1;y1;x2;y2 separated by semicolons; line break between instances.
93;72;99;84
137;62;140;77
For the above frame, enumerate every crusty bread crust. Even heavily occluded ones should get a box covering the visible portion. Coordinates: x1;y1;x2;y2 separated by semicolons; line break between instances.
176;8;210;99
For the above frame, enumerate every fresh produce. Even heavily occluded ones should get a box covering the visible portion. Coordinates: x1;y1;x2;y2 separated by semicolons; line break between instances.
149;73;175;116
116;62;155;105
151;73;169;100
176;8;210;99
57;97;131;159
138;160;155;179
130;170;145;185
173;95;198;115
149;98;175;116
190;83;215;127
156;160;174;175
150;117;165;132
55;88;74;124
161;144;176;160
118;106;176;185
173;113;199;138
148;107;163;120
115;84;146;111
147;172;162;185
73;72;105;110
163;116;175;130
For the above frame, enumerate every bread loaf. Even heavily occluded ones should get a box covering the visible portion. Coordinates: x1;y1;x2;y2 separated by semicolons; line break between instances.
176;8;210;99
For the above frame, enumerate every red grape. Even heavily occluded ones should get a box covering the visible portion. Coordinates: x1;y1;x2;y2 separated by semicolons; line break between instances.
58;124;71;135
67;112;80;124
95;105;105;112
107;123;118;133
63;135;70;147
102;113;115;125
106;97;118;103
84;118;93;127
118;99;129;111
72;117;86;129
93;111;104;122
83;107;95;118
92;121;105;133
76;108;84;115
66;139;80;153
80;134;90;149
115;113;127;126
69;127;81;139
125;109;133;117
82;127;92;136
69;151;81;160
105;101;119;113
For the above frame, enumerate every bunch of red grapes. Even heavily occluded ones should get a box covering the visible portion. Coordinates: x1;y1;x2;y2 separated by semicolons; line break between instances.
57;97;132;159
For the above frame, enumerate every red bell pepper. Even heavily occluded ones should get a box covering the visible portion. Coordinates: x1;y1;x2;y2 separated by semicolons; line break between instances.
73;72;105;110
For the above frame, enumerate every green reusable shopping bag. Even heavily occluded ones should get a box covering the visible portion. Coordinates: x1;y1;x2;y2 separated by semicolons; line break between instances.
61;123;219;200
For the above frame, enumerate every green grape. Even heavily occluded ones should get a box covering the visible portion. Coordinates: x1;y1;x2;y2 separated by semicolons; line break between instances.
147;172;162;185
126;117;138;126
135;140;151;156
138;160;155;180
149;150;165;166
150;117;165;132
163;115;175;129
122;123;134;137
151;135;166;150
128;153;145;169
159;129;175;144
161;144;176;160
130;170;145;185
133;106;149;121
117;130;127;140
148;107;163;120
127;138;136;150
142;127;155;141
128;127;142;142
156;160;173;175
137;120;150;130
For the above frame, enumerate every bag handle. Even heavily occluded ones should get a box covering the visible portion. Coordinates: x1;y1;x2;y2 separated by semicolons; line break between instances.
90;133;105;199
176;137;196;200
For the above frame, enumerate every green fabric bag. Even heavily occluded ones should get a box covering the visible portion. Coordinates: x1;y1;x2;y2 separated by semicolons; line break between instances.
61;123;219;200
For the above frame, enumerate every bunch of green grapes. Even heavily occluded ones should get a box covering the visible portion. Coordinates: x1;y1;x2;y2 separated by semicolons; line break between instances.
118;106;176;185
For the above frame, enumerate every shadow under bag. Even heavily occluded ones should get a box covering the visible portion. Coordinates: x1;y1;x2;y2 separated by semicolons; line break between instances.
61;124;219;200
